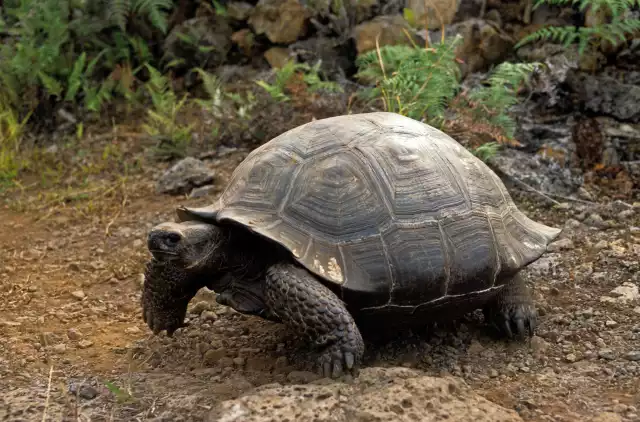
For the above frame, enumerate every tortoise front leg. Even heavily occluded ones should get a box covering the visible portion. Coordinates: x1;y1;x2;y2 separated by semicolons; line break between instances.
483;272;538;339
264;263;365;378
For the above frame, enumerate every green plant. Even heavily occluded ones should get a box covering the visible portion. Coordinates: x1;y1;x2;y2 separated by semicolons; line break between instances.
354;35;463;127
256;60;343;103
472;141;501;162
194;68;257;120
141;65;193;160
464;62;543;139
515;0;640;55
103;0;174;34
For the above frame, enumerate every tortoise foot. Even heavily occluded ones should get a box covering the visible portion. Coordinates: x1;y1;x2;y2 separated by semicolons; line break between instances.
317;336;363;379
484;273;537;339
265;263;365;379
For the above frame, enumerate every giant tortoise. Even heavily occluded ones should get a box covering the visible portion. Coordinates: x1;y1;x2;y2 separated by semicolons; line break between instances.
142;112;561;378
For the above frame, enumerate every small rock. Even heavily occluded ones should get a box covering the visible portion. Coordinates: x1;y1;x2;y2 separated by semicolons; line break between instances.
598;349;615;360
52;344;67;353
584;213;608;228
78;385;99;400
547;237;574;251
623;351;640;361
578;186;594;201
618;209;635;219
204;349;227;365
71;290;86;300
233;357;246;367
155;157;215;196
201;310;217;322
124;326;141;334
78;340;93;349
190;301;212;315
565;353;578;363
67;328;83;340
227;1;253;20
605;320;617;327
189;185;217;198
600;282;640;304
594;240;609;250
263;47;292;69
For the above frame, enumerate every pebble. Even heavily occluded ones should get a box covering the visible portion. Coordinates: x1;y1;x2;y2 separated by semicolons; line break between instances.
203;349;226;365
618;209;635;219
600;283;640;304
201;310;217;322
71;290;86;300
547;237;574;251
190;301;212;315
594;240;609;250
584;213;608;228
598;349;616;360
125;326;141;334
565;353;578;363
623;351;640;361
189;185;217;198
52;344;67;353
78;340;93;349
78;385;99;400
67;328;83;340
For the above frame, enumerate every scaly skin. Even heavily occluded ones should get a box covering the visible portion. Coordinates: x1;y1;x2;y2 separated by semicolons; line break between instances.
483;273;538;339
141;260;207;336
264;263;365;378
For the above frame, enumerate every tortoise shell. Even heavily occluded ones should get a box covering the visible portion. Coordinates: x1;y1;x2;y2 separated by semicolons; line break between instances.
178;112;561;310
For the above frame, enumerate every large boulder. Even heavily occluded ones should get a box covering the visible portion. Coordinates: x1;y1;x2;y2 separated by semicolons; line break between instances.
566;73;640;123
208;367;523;422
423;19;514;76
406;0;459;29
248;0;310;44
353;15;418;55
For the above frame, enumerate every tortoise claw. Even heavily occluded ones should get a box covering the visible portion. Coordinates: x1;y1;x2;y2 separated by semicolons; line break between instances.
486;304;537;340
317;343;361;379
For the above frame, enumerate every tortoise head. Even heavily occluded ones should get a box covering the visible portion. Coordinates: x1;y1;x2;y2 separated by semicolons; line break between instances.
142;221;228;336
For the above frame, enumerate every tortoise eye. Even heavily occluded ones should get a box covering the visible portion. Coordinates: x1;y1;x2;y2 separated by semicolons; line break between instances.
166;233;181;245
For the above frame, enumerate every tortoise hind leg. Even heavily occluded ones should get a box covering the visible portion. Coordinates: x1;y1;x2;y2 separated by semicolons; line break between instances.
264;263;365;378
483;272;537;339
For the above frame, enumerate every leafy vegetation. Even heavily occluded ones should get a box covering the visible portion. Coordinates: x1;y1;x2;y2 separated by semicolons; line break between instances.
256;60;343;103
0;0;558;182
142;65;193;160
515;0;640;54
355;36;541;153
355;35;464;126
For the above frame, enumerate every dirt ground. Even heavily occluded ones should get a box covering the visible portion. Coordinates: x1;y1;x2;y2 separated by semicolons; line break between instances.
1;129;639;422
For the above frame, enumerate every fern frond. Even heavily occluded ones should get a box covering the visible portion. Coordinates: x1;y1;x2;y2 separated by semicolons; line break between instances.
108;0;131;31
133;0;174;33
